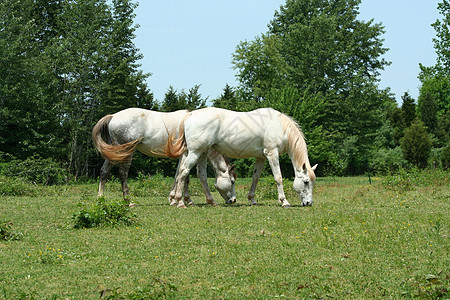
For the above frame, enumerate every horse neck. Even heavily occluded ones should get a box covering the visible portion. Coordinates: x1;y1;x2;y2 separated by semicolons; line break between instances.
206;148;229;178
284;118;315;181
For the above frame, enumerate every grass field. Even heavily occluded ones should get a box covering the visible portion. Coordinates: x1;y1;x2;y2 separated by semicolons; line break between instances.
0;171;448;299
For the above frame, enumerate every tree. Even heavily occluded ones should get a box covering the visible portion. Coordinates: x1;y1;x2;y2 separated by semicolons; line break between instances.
418;0;449;148
185;85;207;110
232;0;390;174
161;85;206;112
213;84;238;110
401;92;416;128
0;0;152;178
0;0;64;160
401;120;432;168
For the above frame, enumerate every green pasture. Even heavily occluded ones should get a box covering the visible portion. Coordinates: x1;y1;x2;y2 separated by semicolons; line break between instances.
0;172;448;299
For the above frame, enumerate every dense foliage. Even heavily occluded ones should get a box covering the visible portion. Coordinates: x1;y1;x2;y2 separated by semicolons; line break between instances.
0;0;448;179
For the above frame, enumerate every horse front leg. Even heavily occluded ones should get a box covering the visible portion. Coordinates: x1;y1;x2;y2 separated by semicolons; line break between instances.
264;149;290;208
174;151;201;208
168;156;194;206
98;160;113;198
168;159;182;206
248;158;266;205
183;175;194;206
197;153;216;206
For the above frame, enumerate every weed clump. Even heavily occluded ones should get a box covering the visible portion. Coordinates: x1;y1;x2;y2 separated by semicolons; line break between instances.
0;222;23;241
72;197;137;229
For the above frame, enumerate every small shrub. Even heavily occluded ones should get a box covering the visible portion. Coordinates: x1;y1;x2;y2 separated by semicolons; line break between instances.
72;197;137;229
0;222;23;241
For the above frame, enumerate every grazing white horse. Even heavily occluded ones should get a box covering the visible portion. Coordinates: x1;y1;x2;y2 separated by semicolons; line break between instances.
92;108;237;206
166;107;317;208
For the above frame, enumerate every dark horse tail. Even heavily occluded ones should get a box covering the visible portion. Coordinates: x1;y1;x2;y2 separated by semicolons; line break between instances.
92;115;141;164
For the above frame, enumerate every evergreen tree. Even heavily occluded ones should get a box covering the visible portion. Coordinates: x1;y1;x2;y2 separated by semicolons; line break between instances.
213;84;238;110
185;85;207;110
418;90;439;136
401;92;416;128
401;120;432;168
161;86;184;112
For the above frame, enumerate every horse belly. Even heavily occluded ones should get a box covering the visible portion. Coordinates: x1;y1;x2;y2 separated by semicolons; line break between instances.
214;140;265;159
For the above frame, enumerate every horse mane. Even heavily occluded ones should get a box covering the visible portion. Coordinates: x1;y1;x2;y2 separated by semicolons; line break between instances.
92;114;142;164
280;113;316;181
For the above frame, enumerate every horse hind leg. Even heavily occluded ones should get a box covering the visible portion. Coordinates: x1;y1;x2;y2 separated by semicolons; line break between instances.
98;160;113;198
248;158;265;206
118;160;135;207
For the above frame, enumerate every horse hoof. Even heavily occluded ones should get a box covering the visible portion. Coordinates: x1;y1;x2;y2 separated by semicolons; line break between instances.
187;201;195;207
282;204;291;208
177;203;187;208
128;202;137;208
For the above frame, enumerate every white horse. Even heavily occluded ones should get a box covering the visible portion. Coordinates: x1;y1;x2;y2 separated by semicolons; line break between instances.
92;108;237;206
166;107;317;208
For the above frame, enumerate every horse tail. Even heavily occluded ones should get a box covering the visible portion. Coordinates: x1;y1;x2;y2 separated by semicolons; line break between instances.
92;115;141;164
163;114;189;158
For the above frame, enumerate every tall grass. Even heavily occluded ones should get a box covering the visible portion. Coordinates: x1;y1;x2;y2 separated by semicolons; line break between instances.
0;171;448;299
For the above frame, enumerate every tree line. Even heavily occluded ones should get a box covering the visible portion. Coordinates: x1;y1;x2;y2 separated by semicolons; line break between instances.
0;0;448;184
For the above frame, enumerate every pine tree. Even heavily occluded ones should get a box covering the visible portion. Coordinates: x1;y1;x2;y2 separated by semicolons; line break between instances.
401;120;432;168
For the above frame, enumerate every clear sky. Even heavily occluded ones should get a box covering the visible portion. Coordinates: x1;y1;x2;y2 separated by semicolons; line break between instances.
133;1;441;104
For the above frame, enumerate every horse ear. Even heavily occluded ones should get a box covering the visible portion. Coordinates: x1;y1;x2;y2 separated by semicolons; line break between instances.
229;164;236;171
312;164;318;171
301;163;307;173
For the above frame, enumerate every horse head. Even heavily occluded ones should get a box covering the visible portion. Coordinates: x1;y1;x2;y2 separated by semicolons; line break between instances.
215;164;237;204
293;163;317;206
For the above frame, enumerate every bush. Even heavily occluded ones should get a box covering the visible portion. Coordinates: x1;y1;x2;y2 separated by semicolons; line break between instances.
383;168;449;191
441;143;450;169
72;197;137;229
0;153;71;185
0;176;37;196
369;147;410;174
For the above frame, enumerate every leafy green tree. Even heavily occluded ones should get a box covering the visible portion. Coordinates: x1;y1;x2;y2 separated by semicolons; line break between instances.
232;0;390;174
1;0;152;177
0;0;63;159
401;120;432;168
418;0;449;148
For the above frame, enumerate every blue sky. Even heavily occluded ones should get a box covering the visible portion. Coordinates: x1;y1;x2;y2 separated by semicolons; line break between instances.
133;1;440;104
